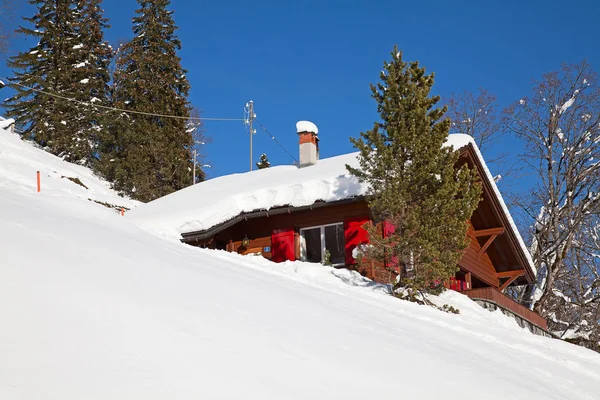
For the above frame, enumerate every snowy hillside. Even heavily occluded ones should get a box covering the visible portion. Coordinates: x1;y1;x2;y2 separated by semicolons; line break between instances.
1;122;599;399
0;118;138;210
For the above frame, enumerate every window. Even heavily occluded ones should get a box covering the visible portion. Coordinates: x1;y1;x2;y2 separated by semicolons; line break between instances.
300;223;345;266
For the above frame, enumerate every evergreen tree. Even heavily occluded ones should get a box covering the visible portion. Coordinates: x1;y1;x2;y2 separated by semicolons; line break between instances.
347;47;482;298
99;0;193;202
71;0;112;165
256;153;270;169
4;0;110;166
5;0;78;157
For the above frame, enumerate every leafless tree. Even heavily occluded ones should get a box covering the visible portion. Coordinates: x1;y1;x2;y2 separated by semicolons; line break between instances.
505;61;600;345
446;89;502;151
445;89;511;180
546;219;600;350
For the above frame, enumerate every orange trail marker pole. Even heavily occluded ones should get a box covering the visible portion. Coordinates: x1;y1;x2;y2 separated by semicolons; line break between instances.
121;208;124;216
36;171;40;193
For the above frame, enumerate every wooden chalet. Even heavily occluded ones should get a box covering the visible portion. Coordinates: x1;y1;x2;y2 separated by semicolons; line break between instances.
135;121;547;334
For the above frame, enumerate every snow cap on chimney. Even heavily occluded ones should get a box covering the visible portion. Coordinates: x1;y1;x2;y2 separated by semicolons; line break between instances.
296;120;319;167
296;120;318;135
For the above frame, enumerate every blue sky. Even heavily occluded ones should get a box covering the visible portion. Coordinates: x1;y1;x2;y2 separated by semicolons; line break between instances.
2;0;600;184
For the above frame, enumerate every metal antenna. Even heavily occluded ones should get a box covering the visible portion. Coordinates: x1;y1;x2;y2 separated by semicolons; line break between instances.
245;100;256;171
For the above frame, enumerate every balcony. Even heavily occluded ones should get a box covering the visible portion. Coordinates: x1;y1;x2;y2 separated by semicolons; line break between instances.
459;287;549;334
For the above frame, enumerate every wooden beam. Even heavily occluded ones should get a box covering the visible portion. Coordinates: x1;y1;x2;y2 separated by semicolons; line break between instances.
496;270;525;279
473;227;505;237
294;232;300;261
477;234;498;258
499;274;521;292
465;272;472;290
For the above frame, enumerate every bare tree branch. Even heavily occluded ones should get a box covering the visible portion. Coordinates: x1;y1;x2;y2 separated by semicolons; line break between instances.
505;61;600;348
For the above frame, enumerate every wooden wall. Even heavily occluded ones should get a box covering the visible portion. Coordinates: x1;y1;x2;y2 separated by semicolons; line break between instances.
457;223;500;288
190;201;371;260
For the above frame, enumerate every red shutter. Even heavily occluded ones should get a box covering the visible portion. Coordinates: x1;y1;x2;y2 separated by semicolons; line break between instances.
344;216;371;265
383;220;395;237
271;228;295;263
383;220;399;272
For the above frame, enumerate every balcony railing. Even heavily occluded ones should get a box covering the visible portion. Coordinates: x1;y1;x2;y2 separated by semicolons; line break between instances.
459;287;548;330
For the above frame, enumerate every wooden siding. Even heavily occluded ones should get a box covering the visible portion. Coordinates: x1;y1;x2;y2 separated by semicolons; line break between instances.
188;201;371;259
462;287;548;330
457;223;500;288
188;200;508;290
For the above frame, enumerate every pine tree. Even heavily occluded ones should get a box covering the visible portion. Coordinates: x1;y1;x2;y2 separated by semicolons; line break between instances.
71;0;112;165
347;47;482;298
4;0;110;166
5;0;79;158
256;153;270;169
100;0;193;202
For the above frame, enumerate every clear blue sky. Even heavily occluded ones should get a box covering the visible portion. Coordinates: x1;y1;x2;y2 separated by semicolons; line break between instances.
2;0;600;183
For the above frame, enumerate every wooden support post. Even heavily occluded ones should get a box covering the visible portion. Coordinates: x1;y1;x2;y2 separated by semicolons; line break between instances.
499;275;520;292
496;270;525;292
473;227;505;237
36;171;40;193
477;234;498;258
465;272;472;290
496;270;525;278
294;232;300;260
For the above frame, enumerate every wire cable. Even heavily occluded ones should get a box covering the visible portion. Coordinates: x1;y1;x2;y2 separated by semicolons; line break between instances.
3;77;245;122
254;118;298;163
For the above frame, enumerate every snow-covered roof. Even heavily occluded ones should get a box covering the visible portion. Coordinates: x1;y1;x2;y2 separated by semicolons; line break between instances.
129;133;534;274
130;151;366;237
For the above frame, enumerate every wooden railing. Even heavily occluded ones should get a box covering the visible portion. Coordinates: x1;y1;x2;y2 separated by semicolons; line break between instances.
460;287;548;330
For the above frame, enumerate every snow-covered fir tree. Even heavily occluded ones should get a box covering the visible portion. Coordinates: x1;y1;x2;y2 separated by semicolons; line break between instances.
4;0;111;166
5;0;79;158
71;0;112;165
256;153;270;169
100;0;194;202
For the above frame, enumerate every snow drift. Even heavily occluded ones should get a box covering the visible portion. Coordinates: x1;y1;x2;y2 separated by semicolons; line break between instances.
0;117;138;210
1;122;599;399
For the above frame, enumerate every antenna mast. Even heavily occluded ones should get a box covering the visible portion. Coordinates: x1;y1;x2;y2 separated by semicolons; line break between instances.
245;100;256;171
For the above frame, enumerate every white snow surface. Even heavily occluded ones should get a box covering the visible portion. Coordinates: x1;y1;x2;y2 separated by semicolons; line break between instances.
296;120;319;134
129;133;535;275
0;126;599;399
0;120;138;209
129;150;367;237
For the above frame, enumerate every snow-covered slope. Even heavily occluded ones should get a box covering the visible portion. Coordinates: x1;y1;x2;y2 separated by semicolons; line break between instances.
1;122;599;399
0;118;138;210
